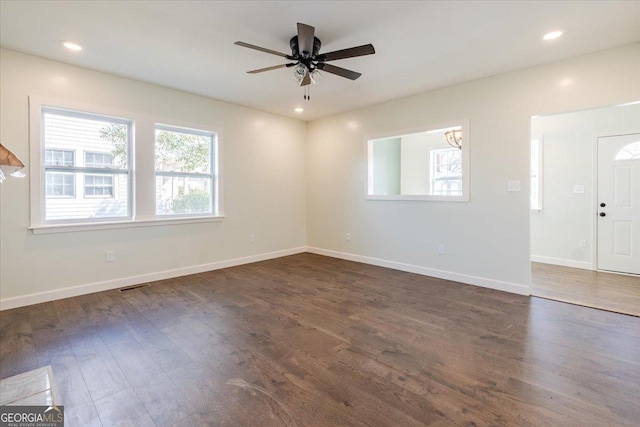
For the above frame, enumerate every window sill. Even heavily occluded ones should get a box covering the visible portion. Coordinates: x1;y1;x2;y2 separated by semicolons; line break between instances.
29;215;225;234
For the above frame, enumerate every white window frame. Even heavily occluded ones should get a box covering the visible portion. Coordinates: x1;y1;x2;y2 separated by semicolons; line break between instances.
28;96;224;234
531;135;543;211
154;124;218;217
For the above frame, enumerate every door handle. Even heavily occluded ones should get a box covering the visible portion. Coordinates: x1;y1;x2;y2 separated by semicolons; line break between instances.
600;203;606;207
599;212;606;217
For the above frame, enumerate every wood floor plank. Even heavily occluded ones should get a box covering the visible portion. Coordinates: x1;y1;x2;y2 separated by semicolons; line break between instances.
93;387;155;427
67;328;130;401
132;372;194;426
0;309;38;378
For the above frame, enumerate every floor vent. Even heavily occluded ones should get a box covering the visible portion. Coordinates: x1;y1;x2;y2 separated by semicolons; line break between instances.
118;284;150;292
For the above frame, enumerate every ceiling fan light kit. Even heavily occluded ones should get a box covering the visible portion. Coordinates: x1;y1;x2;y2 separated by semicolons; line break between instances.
444;129;463;149
235;23;375;100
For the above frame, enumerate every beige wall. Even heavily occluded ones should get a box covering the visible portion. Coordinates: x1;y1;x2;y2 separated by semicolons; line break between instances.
0;49;307;306
306;44;640;293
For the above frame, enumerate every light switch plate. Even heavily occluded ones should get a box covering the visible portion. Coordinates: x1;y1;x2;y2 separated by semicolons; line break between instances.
573;185;585;194
507;181;521;192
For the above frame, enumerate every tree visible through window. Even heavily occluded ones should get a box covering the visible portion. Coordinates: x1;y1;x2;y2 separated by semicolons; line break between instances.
153;125;215;216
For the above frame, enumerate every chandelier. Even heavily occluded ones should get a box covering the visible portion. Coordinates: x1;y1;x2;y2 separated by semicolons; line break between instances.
444;129;462;149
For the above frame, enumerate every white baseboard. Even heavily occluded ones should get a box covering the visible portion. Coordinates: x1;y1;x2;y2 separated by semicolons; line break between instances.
0;247;307;311
306;247;530;296
531;255;593;270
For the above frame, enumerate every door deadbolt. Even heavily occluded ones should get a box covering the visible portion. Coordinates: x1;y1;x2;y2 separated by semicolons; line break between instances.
600;202;606;207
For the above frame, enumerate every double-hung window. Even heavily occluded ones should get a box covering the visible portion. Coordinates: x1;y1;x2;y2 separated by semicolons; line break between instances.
41;107;132;222
154;125;216;216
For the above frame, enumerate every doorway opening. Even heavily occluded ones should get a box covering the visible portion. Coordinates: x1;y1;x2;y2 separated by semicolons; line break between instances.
529;102;640;317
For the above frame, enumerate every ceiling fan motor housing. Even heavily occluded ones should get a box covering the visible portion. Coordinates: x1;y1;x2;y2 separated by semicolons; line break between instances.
290;36;322;58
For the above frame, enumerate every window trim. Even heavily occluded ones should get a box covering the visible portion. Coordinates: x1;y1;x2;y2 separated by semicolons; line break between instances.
29;96;224;233
364;119;470;202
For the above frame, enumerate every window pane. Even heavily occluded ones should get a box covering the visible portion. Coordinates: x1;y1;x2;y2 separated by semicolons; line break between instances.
45;149;74;166
614;141;640;160
155;128;212;173
85;152;114;168
46;172;127;220
155;176;212;215
44;111;128;169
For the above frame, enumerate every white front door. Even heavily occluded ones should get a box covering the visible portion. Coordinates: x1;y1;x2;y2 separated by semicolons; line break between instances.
597;133;640;275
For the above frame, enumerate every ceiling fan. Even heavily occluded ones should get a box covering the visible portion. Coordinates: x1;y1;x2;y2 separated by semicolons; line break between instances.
235;23;375;99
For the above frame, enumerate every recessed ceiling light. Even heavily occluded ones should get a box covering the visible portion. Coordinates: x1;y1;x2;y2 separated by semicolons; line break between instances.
543;31;563;41
294;107;304;113
62;41;82;51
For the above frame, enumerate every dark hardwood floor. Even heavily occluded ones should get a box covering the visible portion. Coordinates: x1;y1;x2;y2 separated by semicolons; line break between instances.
1;253;639;426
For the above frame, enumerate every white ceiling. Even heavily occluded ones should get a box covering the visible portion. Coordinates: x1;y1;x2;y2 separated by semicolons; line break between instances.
1;1;639;121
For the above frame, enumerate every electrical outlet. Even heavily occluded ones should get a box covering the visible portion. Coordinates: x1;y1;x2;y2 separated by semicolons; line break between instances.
573;185;585;194
579;239;587;248
249;234;255;243
438;244;445;255
105;250;116;262
507;181;521;192
346;232;352;241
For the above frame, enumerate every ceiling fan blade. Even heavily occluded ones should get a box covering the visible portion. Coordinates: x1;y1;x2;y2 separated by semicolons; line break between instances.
300;69;312;86
234;41;290;58
318;44;375;62
297;23;315;57
247;64;289;74
317;63;362;80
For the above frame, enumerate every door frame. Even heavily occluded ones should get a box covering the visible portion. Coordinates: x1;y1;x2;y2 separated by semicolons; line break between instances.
592;129;640;273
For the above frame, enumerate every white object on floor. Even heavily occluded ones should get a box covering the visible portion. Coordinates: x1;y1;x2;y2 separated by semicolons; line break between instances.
0;365;59;406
